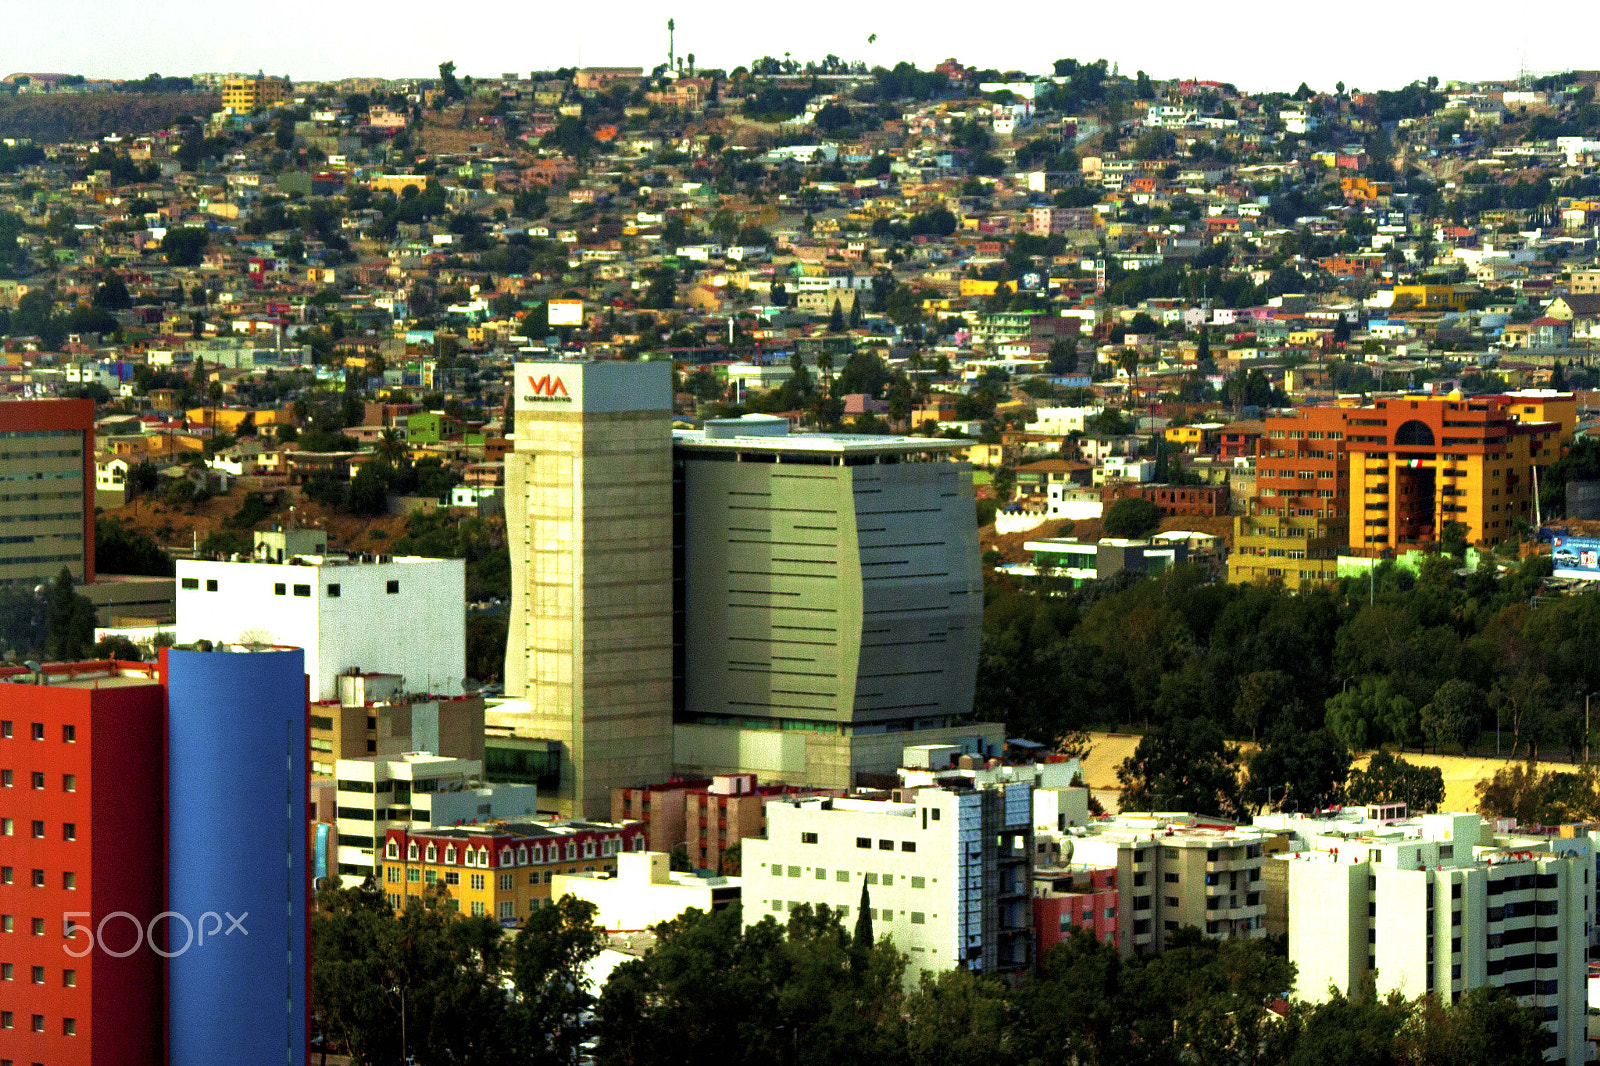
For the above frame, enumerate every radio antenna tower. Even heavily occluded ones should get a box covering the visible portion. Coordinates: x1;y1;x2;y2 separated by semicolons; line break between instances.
668;19;676;71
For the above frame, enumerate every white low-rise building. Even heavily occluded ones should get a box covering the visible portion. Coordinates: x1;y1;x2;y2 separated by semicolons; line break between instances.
334;753;538;886
742;783;1033;984
552;851;740;930
1268;809;1592;1065
176;533;465;700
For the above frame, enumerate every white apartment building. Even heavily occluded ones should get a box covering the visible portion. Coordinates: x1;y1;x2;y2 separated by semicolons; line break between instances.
176;545;465;700
1276;810;1591;1065
1069;815;1270;957
333;753;538;886
742;785;1033;984
551;851;741;930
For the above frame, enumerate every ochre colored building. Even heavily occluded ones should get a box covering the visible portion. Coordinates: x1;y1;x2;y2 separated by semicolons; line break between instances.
1345;395;1564;553
382;820;645;923
1229;407;1353;589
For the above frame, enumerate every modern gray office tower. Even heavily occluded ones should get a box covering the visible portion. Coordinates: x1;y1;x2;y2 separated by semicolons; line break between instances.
671;415;997;788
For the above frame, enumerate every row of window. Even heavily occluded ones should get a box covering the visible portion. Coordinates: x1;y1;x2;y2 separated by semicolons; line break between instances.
768;865;929;889
385;836;636;866
0;1012;75;1034
0;722;75;743
0;964;75;985
0;819;75;840
0;771;76;791
849;837;918;852
0;869;77;889
767;899;928;924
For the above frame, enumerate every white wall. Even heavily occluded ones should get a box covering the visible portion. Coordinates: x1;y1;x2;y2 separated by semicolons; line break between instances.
176;556;466;699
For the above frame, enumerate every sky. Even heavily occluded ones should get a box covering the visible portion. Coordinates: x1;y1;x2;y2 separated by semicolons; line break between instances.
5;0;1600;95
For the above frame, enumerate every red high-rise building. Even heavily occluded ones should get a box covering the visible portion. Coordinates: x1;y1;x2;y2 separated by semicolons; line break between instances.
0;398;96;590
0;661;165;1066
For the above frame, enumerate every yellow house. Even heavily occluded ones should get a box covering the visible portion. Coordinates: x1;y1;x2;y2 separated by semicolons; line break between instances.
368;174;429;197
1502;390;1578;444
1163;422;1224;452
1392;285;1468;312
959;278;1016;298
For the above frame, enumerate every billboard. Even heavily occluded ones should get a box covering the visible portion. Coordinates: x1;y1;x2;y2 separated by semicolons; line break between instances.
513;360;672;415
1550;534;1600;579
548;299;584;327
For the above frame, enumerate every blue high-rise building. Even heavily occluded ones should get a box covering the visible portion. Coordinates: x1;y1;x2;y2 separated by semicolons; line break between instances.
164;647;307;1066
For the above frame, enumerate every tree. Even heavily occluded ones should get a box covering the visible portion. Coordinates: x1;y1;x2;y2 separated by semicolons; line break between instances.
1047;337;1078;376
1103;496;1161;539
1324;676;1419;751
160;226;208;267
438;60;463;102
93;272;132;310
1247;721;1351;812
1117;717;1244;818
94;517;174;576
829;298;845;332
507;895;606;1063
1474;761;1600;826
904;969;1008;1066
1345;748;1445;814
1420;679;1485;753
44;567;95;662
92;634;143;661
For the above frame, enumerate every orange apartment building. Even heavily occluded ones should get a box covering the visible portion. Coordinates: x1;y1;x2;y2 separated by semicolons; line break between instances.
1344;394;1568;554
1229;394;1575;587
382;819;645;923
1228;407;1353;589
613;773;842;874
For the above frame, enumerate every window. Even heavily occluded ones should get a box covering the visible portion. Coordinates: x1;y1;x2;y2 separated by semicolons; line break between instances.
911;876;926;889
407;868;420;883
387;580;400;594
1;916;9;932
62;725;74;743
445;871;460;886
31;870;43;888
0;868;10;885
61;873;74;891
0;1011;9;1028
801;832;818;844
29;724;42;741
1;771;9;786
470;874;485;891
901;841;916;853
1164;872;1179;883
499;873;513;891
0;819;9;836
424;870;437;885
911;912;926;924
181;578;199;590
787;866;801;878
0;963;8;980
274;583;286;595
878;839;893;851
205;579;218;592
29;967;41;985
30;918;43;936
30;772;42;790
385;867;400;884
30;1015;42;1033
856;837;871;849
815;867;827;880
837;870;850;882
63;969;74;987
499;901;514;920
30;821;42;839
327;584;341;598
293;584;311;597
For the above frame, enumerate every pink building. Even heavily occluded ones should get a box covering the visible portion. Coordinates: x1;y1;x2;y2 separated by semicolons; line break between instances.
1034;865;1119;956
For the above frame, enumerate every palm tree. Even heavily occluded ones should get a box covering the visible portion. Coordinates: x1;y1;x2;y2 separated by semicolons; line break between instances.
817;353;835;393
376;428;406;464
1119;348;1140;399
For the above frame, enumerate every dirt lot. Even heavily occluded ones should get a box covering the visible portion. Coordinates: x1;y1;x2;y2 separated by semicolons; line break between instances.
100;488;411;555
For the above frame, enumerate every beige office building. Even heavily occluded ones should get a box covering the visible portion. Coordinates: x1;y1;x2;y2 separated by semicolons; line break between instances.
504;360;675;818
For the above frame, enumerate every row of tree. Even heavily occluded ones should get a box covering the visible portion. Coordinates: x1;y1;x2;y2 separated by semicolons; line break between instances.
313;885;1548;1066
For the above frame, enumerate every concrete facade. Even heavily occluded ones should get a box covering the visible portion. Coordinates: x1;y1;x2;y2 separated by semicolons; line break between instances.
0;398;94;591
551;850;740;930
1274;810;1592;1065
504;360;675;819
672;418;987;790
175;548;465;700
742;785;1034;985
